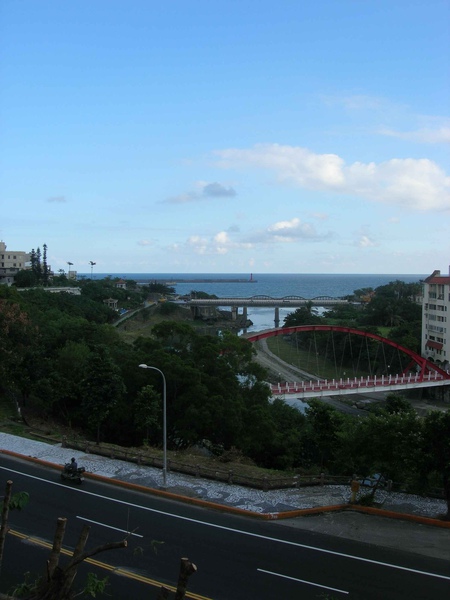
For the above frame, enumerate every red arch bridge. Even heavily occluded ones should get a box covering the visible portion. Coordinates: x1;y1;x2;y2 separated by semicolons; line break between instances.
244;325;450;399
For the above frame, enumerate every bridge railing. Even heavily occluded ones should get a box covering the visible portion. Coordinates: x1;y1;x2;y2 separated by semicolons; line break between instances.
271;371;449;395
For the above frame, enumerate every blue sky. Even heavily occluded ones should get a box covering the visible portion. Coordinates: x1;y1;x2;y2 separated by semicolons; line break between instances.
1;0;449;275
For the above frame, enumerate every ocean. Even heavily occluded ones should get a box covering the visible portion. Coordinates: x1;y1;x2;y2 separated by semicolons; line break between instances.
85;272;426;334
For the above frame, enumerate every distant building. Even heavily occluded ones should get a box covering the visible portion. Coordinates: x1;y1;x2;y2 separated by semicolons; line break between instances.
16;287;82;295
115;279;127;289
0;241;30;286
103;298;118;310
422;269;450;367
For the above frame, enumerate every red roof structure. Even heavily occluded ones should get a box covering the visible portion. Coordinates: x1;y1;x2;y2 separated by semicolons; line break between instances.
424;270;450;285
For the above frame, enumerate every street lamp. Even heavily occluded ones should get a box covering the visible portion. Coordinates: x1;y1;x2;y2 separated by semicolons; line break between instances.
138;364;167;488
67;261;73;279
89;261;96;279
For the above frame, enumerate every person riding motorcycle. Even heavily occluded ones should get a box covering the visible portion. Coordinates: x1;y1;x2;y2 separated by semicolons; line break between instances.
61;457;85;484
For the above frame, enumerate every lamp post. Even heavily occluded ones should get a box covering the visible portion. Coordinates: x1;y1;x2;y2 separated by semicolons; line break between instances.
89;261;96;279
138;364;167;488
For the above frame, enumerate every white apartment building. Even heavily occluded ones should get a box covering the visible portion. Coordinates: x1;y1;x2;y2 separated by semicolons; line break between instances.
0;241;30;285
422;269;450;368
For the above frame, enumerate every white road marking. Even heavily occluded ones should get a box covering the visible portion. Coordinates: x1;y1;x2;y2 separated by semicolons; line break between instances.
76;515;144;538
257;568;349;594
2;464;450;583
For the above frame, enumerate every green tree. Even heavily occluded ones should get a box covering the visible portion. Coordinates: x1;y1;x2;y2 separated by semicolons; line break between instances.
0;290;37;397
384;393;414;415
361;281;421;327
388;321;422;354
420;411;450;519
42;243;50;285
303;400;346;469
323;303;361;324
13;269;37;287
34;247;42;282
284;301;323;327
80;349;126;444
336;407;421;484
134;385;161;444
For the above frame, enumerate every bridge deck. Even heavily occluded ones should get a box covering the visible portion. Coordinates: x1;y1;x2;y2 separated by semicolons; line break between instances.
271;373;450;399
187;297;349;307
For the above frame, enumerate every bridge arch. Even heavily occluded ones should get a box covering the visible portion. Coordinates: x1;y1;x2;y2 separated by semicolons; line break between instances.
246;325;450;382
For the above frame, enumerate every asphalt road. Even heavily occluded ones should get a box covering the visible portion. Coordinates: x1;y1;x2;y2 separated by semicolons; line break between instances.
1;455;450;599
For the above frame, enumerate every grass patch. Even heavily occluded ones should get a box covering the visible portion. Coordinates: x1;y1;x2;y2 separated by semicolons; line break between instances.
265;335;368;379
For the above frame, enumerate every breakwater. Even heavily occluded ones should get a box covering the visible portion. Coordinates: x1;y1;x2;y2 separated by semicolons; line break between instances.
138;278;257;284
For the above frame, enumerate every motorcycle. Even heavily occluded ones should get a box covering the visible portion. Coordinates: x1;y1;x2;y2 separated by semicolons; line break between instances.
61;463;86;484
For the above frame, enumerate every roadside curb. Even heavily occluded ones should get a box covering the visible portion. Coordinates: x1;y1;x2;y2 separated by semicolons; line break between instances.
345;504;450;529
3;449;450;528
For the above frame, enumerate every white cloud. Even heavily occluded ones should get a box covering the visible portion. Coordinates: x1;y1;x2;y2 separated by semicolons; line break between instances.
216;144;345;189
214;143;450;211
250;217;332;244
178;231;253;255
214;231;229;244
213;231;230;254
268;218;301;232
169;215;340;260
379;126;450;144
321;93;386;111
165;181;237;204
187;235;209;254
202;182;236;197
310;212;329;221
165;192;197;204
355;234;377;248
184;232;251;256
137;239;153;246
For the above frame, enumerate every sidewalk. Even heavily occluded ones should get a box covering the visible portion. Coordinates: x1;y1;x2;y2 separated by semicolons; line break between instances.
1;433;449;561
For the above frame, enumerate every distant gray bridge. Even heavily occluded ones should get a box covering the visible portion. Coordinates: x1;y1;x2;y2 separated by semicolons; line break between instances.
186;295;350;326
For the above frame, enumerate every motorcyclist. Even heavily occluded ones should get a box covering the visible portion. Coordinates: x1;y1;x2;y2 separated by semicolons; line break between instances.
69;457;78;473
